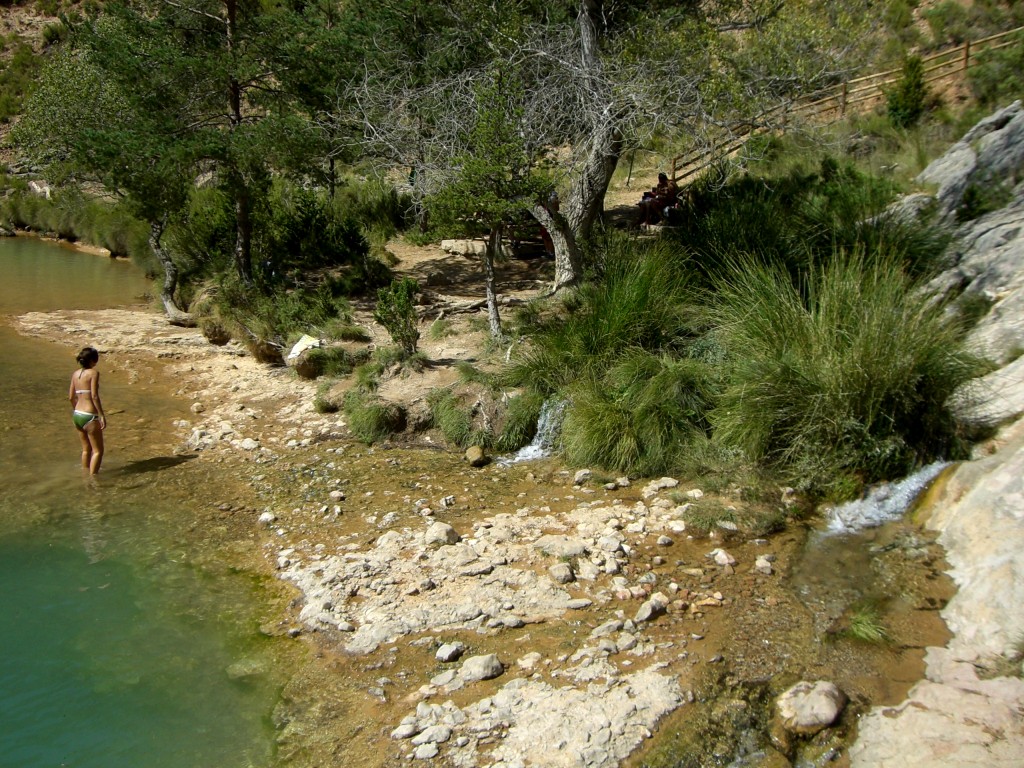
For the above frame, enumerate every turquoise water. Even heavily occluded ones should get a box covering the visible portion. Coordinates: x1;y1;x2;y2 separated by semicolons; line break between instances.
0;238;280;768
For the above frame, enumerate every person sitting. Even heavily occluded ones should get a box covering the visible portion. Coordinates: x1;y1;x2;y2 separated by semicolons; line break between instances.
637;173;679;226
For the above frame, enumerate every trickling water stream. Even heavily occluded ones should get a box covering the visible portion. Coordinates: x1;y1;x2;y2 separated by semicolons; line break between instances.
502;398;567;463
823;461;952;534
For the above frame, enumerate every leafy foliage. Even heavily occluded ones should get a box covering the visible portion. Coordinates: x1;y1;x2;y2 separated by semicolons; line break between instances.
886;56;930;129
374;277;420;355
709;250;982;497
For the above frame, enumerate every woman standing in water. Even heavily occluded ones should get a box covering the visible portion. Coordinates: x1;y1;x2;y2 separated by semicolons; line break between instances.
69;346;106;475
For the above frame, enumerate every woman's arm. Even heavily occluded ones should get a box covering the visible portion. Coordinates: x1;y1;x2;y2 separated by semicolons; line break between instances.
91;371;106;429
69;375;77;408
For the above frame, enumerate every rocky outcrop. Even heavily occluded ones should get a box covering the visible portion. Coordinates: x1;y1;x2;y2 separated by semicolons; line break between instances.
917;100;1024;222
851;102;1024;768
851;420;1024;767
910;104;1024;432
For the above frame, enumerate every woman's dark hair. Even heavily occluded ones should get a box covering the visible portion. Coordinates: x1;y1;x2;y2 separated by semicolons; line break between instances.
658;172;668;183
76;347;99;367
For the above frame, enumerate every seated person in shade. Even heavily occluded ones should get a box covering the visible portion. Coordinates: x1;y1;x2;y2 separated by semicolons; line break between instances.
638;173;678;226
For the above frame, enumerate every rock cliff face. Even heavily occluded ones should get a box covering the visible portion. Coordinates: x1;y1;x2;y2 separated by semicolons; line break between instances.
851;105;1024;767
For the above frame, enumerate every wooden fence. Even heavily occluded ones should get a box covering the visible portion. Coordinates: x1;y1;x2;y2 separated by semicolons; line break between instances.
671;26;1024;185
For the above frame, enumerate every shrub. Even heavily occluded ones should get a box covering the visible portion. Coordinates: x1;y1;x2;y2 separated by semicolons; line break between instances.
957;182;1013;223
301;347;365;379
343;390;405;444
0;38;42;124
709;249;983;499
886;56;930;129
495;391;544;452
560;351;717;476
427;389;478;448
374;277;420;355
260;183;369;273
968;32;1024;108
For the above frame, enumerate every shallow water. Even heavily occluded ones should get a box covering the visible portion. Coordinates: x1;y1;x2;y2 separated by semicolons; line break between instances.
0;238;281;767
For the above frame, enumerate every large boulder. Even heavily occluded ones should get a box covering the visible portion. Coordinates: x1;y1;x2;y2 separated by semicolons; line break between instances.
917;100;1024;221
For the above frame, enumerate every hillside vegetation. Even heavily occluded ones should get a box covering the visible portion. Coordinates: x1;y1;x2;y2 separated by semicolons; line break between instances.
2;0;1024;499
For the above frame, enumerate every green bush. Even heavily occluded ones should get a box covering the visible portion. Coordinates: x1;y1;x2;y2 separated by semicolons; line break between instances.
957;181;1013;223
560;351;717;476
968;32;1024;108
260;183;370;274
886;56;930;129
343;390;405;444
709;249;983;499
208;276;356;349
0;37;42;124
301;347;366;379
427;389;478;448
671;158;945;285
374;277;420;355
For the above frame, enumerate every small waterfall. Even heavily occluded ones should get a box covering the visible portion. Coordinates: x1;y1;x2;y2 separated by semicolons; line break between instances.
824;461;951;534
501;399;567;464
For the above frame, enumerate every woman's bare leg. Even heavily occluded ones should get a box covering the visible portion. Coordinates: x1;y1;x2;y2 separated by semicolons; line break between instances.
85;422;104;475
78;428;92;471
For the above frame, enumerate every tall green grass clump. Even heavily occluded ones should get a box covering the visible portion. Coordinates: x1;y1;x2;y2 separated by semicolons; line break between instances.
495;391;544;452
505;237;716;475
343;390;405;444
507;237;696;396
561;351;717;475
427;389;491;448
710;249;983;498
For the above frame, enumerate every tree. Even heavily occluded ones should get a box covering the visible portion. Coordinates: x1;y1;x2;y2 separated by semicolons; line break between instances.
17;0;343;296
348;0;862;292
426;69;552;340
14;42;197;324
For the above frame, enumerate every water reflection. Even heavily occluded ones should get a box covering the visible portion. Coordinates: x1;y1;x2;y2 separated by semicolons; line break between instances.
0;238;280;768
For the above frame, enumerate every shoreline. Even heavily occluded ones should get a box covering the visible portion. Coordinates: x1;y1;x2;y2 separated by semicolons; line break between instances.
10;301;974;767
6;227;117;258
16;296;1024;765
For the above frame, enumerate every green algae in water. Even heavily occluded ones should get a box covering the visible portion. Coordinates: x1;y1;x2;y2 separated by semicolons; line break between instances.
0;528;277;768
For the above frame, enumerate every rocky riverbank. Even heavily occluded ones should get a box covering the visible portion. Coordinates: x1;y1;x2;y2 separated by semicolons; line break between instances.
11;103;1024;765
11;299;958;768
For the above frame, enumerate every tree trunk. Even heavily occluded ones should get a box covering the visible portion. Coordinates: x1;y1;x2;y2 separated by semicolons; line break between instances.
484;227;504;341
149;219;194;327
565;119;623;243
233;182;254;285
538;0;623;293
225;0;253;285
532;202;582;292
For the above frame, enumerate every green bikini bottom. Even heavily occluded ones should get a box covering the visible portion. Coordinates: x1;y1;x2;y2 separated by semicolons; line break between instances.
73;410;97;429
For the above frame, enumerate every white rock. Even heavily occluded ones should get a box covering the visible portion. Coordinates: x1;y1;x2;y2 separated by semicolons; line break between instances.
573;469;592;485
710;548;737;566
412;725;452;746
436;642;466;663
549;563;575;584
460;654;504;682
776;680;847;735
424;522;460;546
